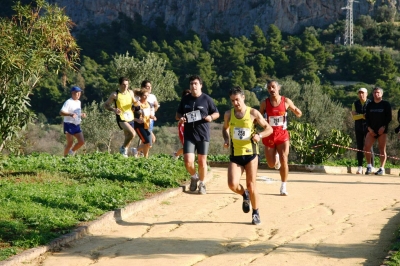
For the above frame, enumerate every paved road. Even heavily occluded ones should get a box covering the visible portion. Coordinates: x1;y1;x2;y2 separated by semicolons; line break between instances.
29;167;400;266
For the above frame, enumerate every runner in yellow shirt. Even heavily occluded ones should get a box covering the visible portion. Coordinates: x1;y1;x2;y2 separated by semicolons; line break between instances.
222;86;273;225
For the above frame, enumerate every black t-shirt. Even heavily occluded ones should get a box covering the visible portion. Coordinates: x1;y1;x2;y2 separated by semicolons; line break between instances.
365;100;392;133
176;93;218;142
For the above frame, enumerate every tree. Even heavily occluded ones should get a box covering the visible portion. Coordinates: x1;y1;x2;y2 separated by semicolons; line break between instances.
83;101;119;152
0;0;80;152
112;52;178;102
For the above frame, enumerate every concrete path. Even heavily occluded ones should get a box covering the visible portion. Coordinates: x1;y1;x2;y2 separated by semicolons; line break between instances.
28;167;400;266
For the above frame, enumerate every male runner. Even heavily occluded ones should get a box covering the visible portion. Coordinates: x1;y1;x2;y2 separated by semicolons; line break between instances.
259;80;302;196
222;86;273;225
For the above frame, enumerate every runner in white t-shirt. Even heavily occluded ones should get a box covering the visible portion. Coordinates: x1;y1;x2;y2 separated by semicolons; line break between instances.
59;86;87;157
141;80;159;143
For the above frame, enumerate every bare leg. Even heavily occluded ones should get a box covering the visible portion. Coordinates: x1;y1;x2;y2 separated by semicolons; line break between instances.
197;154;208;182
119;122;135;148
376;134;387;168
244;157;259;210
276;141;290;182
63;133;74;157
71;132;85;153
184;153;196;176
264;146;277;168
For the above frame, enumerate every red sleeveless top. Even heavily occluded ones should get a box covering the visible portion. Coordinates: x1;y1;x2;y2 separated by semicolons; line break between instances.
265;96;287;130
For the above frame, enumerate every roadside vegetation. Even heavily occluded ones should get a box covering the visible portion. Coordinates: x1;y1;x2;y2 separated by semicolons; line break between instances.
0;153;188;261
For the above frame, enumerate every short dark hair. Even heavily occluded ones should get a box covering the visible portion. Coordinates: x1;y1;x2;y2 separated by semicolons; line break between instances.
119;77;129;85
373;87;383;93
141;79;151;88
229;86;244;96
267;80;280;87
182;89;191;97
189;75;202;85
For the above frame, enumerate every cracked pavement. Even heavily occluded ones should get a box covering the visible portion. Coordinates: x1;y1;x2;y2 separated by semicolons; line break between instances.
30;167;400;266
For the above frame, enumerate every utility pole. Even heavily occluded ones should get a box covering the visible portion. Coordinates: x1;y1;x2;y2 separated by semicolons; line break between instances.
342;0;358;46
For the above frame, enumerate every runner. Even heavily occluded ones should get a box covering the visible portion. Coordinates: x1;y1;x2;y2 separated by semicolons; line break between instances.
259;80;302;196
176;75;220;194
59;86;87;157
104;77;137;157
132;88;156;158
173;89;191;159
364;87;392;175
351;87;374;174
222;86;273;225
141;80;159;144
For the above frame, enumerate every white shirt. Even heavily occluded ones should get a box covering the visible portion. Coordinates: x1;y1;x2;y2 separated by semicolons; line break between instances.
61;98;82;125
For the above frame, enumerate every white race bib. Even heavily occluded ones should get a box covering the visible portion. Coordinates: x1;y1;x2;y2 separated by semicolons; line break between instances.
143;108;151;117
186;110;202;123
233;127;251;140
123;111;133;121
269;116;284;126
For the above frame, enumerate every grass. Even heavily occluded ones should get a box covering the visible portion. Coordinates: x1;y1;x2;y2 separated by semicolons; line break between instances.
0;152;188;261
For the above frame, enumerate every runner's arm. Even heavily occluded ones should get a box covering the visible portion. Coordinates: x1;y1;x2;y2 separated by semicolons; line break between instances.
104;92;118;114
222;111;231;147
286;98;302;118
252;109;273;142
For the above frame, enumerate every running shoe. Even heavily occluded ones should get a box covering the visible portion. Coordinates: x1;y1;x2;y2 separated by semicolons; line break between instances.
172;152;178;160
198;182;206;195
252;213;261;225
190;174;199;192
375;168;384;175
280;184;288;196
365;166;372;175
242;190;250;213
274;153;281;170
356;166;363;174
119;146;128;157
131;148;138;157
68;150;75;156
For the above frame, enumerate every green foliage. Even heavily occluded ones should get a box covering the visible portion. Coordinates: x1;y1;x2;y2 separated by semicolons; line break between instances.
0;153;188;260
82;101;120;152
289;121;352;164
113;52;178;101
0;0;79;152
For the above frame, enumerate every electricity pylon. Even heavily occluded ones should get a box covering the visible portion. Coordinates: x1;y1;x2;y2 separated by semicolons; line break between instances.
341;0;358;46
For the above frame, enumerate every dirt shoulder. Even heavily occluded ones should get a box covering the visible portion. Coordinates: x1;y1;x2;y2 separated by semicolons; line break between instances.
6;167;400;266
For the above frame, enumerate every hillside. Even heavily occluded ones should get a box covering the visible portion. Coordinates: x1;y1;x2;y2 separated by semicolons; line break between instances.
46;0;398;38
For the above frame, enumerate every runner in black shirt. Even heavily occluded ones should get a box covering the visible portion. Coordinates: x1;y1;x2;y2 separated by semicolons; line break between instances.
176;75;219;194
364;87;392;175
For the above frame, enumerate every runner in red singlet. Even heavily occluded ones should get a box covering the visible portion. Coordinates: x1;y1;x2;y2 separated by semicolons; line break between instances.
259;80;302;196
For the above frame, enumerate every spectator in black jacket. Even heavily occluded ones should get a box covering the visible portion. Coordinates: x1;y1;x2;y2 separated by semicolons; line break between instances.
351;88;374;174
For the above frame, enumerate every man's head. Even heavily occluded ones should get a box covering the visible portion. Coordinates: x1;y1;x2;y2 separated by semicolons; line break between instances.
189;75;203;96
357;87;368;101
229;86;245;109
372;87;383;100
141;80;152;92
118;77;129;90
266;80;281;96
70;86;82;99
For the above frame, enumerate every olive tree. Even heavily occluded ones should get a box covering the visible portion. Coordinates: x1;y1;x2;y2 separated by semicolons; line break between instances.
0;0;79;152
112;52;178;102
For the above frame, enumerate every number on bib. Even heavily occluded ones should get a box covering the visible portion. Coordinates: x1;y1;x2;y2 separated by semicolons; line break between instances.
186;110;201;123
233;127;251;140
269;116;284;126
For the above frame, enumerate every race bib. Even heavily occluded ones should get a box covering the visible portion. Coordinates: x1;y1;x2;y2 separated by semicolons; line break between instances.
142;108;151;117
186;110;202;123
269;116;284;126
123;111;133;121
233;127;251;140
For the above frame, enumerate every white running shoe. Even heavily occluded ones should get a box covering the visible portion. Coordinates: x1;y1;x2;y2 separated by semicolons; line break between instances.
120;146;128;158
68;150;75;156
131;148;138;157
356;166;363;174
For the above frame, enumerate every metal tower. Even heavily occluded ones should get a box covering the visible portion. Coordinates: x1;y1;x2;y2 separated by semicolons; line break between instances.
342;0;358;46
